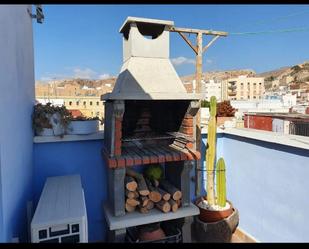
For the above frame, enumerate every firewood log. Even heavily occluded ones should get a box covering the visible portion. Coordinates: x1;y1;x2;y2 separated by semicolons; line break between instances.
159;179;182;201
126;168;150;196
138;205;149;214
151;179;159;188
168;199;178;212
176;199;182;207
157;187;171;201
125;203;135;212
125;176;138;191
126;189;137;199
139;196;149;207
155;200;171;213
126;198;140;207
146;200;154;210
145;178;162;203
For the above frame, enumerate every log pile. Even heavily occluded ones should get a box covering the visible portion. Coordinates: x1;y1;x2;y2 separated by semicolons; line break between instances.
125;168;182;214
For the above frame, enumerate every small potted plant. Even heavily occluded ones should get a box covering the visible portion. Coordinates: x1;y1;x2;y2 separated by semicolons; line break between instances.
66;115;100;135
216;100;235;127
32;103;72;136
193;96;239;242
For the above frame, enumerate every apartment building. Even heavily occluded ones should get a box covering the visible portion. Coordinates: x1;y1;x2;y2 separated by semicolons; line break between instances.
202;79;223;101
223;75;265;101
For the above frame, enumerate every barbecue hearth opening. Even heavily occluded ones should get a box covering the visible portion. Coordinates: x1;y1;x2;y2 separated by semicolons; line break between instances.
122;100;190;143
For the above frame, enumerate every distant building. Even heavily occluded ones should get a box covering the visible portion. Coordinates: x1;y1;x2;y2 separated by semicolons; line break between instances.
244;112;309;136
36;96;104;121
202;79;223;101
223;75;265;101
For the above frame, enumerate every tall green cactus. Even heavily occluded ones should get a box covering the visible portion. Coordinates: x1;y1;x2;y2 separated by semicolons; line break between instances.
205;96;217;206
216;157;226;207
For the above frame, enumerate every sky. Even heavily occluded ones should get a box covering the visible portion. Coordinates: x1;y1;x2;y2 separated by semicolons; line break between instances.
33;4;309;81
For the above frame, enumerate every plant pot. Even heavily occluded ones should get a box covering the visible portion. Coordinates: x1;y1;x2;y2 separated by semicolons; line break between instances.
49;113;65;136
66;120;99;135
193;197;239;242
216;116;234;127
195;197;234;223
36;128;54;136
137;224;166;242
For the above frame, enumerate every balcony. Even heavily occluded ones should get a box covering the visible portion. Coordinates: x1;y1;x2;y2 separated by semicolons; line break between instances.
30;128;309;242
2;5;309;243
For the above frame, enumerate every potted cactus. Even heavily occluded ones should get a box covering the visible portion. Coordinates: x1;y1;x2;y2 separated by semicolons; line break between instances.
193;96;239;242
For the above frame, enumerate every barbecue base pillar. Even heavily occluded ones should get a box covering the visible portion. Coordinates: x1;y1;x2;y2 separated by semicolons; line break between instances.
108;168;126;216
107;228;126;242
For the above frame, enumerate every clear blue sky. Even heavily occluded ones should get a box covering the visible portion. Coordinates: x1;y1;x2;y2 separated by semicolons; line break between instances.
33;4;309;81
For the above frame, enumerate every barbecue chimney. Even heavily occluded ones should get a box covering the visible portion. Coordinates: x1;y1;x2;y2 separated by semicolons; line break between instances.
102;17;200;100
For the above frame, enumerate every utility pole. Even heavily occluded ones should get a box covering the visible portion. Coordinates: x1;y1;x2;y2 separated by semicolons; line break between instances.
169;26;228;196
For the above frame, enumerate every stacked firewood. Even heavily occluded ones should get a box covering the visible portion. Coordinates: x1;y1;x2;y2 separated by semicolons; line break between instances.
125;168;182;214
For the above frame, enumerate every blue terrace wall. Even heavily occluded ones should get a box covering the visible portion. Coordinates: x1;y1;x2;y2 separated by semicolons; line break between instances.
0;5;35;242
222;134;309;242
33;139;107;242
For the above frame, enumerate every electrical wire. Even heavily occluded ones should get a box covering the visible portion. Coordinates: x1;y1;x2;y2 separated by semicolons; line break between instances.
229;27;309;36
230;9;309;30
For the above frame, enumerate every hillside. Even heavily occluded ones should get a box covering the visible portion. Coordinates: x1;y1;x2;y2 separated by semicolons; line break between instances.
256;61;309;90
35;61;309;96
181;69;256;82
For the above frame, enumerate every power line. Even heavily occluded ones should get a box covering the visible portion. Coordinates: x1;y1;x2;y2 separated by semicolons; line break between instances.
230;27;309;36
230;9;309;30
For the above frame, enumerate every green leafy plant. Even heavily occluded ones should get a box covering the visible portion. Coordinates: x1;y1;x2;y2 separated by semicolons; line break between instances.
205;96;227;208
32;103;72;135
201;100;210;108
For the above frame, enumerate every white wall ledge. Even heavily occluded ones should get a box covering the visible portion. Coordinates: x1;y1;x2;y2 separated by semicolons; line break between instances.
219;128;309;151
34;127;309;151
33;130;104;143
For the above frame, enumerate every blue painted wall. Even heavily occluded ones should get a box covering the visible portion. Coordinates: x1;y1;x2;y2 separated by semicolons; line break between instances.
222;134;309;242
0;5;35;242
33;132;309;242
33;140;107;242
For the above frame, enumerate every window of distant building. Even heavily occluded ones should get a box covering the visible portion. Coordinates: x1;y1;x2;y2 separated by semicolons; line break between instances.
241;83;244;86
83;101;86;106
69;101;72;106
253;96;256;99
96;112;100;116
90;101;93;106
96;101;99;106
76;101;79;106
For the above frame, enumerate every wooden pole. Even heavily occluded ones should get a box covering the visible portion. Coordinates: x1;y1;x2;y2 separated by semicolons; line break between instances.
170;26;228;197
195;32;203;196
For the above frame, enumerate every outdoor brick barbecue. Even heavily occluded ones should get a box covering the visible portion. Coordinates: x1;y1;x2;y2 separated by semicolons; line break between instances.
102;17;201;242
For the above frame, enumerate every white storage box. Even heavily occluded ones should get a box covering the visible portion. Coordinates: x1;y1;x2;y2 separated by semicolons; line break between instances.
31;175;88;243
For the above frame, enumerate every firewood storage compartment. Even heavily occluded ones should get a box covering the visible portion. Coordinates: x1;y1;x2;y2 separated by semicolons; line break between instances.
102;17;201;242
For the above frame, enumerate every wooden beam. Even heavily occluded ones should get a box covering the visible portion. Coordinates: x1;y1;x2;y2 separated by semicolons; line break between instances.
202;35;220;53
178;32;198;54
170;26;228;37
195;32;203;196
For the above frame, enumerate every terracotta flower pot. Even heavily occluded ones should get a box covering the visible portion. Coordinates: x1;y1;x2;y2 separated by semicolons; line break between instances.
138;227;166;241
195;197;234;223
